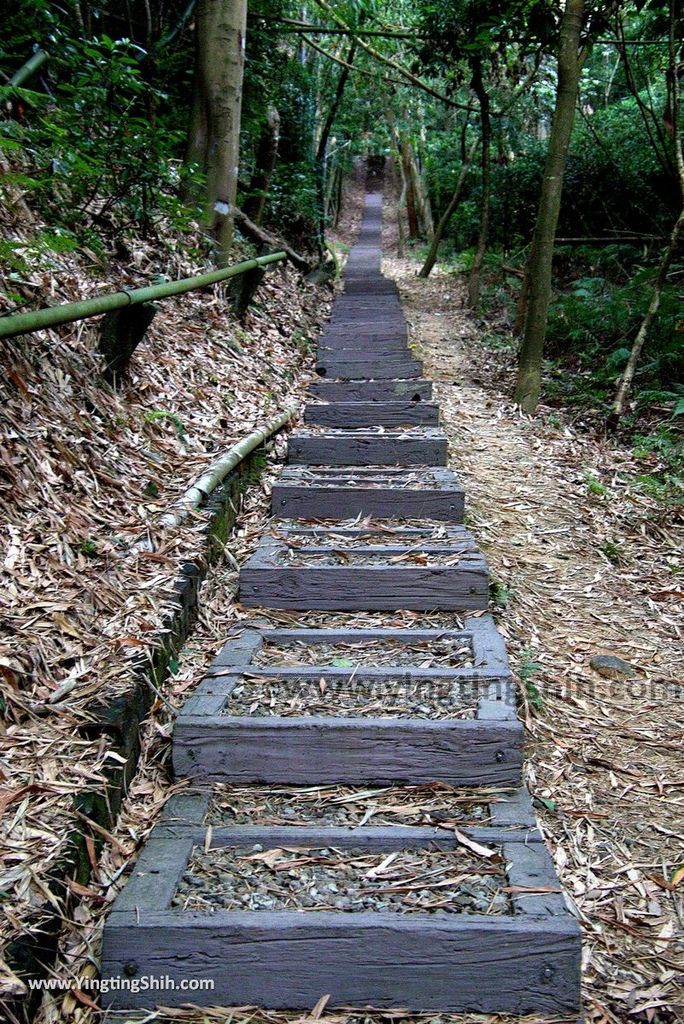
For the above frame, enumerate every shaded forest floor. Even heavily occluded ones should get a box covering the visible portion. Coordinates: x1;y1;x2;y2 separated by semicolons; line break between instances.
381;190;683;1021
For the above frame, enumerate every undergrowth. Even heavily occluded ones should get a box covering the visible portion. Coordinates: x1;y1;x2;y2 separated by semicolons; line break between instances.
463;243;684;508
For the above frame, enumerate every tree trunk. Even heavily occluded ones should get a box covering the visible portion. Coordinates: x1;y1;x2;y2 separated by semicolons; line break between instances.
182;30;210;202
243;105;280;225
606;208;684;429
400;137;420;238
467;60;491;308
184;0;247;265
607;0;684;431
419;138;478;278
514;0;585;412
315;41;356;252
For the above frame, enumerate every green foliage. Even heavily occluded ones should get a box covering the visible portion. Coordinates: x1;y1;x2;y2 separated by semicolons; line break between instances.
143;409;187;442
2;35;186;238
489;579;511;607
267;161;320;234
436;91;679;250
631;427;684;505
517;647;543;710
586;475;611;498
601;540;625;565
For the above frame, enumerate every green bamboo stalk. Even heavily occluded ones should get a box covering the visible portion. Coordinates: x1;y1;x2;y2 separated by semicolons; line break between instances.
159;404;299;528
0;252;286;339
8;49;49;88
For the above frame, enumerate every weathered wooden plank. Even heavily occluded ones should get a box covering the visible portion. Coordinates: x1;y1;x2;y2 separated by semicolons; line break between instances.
325;319;406;333
326;312;406;325
240;565;487;610
318;338;410;354
304;401;439;428
308;378;433;402
103;851;580;1013
104;913;580;1015
316;356;422;379
286;428;448;466
319;329;407;343
343;281;398;294
503;840;569;916
238;532;488;610
272;467;465;521
156;811;544;843
207;628;263;669
174;711;522;785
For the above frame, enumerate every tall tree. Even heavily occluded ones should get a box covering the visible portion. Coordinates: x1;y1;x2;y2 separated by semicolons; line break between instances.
514;0;588;412
185;0;247;264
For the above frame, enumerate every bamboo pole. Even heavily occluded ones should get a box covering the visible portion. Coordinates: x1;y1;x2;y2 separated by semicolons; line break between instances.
159;405;299;528
8;49;49;88
0;252;286;339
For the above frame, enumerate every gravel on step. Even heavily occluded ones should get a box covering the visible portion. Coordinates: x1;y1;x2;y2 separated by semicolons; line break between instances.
277;548;468;567
173;846;510;915
221;675;479;719
206;783;502;827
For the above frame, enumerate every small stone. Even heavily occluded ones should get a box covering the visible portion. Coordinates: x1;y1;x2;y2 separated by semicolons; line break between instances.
589;654;636;679
252;843;264;852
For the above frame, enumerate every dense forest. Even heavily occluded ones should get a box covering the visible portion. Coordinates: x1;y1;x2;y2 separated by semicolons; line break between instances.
1;0;682;483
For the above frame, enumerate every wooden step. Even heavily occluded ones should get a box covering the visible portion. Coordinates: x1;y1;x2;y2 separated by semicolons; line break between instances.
319;327;405;344
318;336;409;352
304;401;440;428
343;281;399;295
205;612;509;679
174;615;519;785
287;427;447;466
272;466;465;520
238;525;487;610
101;790;581;1014
330;301;402;315
316;356;422;379
326;314;405;327
174;673;518;786
327;307;403;319
308;378;433;402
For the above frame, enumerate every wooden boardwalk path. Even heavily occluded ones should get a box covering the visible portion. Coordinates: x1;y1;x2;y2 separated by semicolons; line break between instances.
101;188;581;1015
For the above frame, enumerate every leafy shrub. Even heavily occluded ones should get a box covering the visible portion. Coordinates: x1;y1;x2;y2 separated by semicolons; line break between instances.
1;35;185;238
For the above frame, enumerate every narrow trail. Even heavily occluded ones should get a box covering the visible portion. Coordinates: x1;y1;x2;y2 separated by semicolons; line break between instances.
99;183;582;1018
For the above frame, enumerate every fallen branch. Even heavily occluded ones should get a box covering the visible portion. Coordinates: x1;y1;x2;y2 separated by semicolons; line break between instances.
233;209;313;273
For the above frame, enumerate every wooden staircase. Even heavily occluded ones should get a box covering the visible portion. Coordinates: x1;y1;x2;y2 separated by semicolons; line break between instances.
101;187;581;1016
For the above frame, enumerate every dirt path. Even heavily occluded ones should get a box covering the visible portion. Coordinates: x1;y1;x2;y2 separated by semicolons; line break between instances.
382;255;684;1024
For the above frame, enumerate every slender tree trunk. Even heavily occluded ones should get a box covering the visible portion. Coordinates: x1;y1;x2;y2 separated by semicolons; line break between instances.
243;105;280;225
404;140;433;239
400;137;420;238
514;0;586;412
607;0;684;430
184;0;247;265
315;41;356;253
182;53;209;202
419;138;478;278
607;209;683;428
513;264;530;334
467;61;491;308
